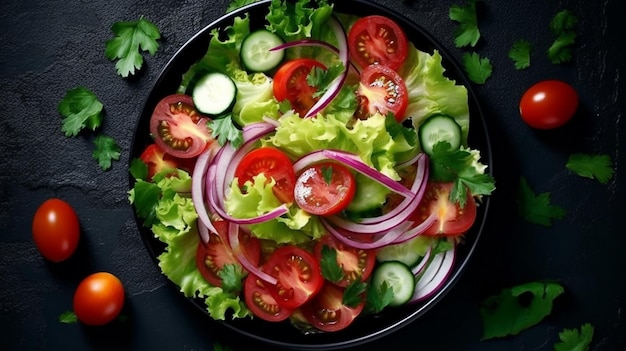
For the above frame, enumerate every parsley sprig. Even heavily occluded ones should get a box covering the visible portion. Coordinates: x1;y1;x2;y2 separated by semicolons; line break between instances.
105;17;161;78
517;177;566;226
566;153;614;184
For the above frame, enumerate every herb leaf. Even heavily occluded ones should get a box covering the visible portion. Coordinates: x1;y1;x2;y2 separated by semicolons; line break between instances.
517;177;566;226
320;245;344;283
365;280;395;314
58;87;104;137
307;64;345;98
343;281;367;308
554;323;595;351
480;281;565;340
449;0;481;48
226;0;261;13
548;10;577;64
219;263;245;294
209;114;243;148
462;52;492;84
105;17;161;77
509;40;532;70
566;153;614;184
59;311;78;324
92;134;121;171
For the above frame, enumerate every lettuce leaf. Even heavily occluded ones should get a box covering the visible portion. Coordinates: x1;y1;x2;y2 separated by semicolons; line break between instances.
230;69;280;126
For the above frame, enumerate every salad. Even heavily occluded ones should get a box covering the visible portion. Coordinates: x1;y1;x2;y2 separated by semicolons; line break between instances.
129;0;494;334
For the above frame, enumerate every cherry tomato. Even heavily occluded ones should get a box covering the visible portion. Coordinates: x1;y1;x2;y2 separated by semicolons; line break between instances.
149;94;213;158
314;235;375;287
139;143;197;180
300;282;364;332
264;246;324;310
243;273;293;322
347;15;408;71
519;80;579;129
234;147;296;203
357;64;409;121
411;182;477;236
32;198;80;262
196;220;261;288
73;272;125;326
273;58;326;117
294;161;356;216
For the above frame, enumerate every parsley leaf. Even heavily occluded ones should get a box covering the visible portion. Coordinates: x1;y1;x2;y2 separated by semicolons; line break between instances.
105;17;161;77
92;134;121;171
307;64;345;98
58;87;104;137
343;281;367;308
480;281;565;340
365;280;395;314
548;10;577;64
226;0;261;13
554;323;594;351
462;52;492;84
566;153;614;184
128;179;160;226
129;158;148;181
320;245;345;283
517;177;566;226
449;0;481;48
219;264;245;294
59;311;78;324
213;343;235;351
208;114;243;148
509;40;532;70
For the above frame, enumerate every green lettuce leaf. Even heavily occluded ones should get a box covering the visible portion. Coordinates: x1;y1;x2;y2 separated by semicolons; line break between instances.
230;69;280;126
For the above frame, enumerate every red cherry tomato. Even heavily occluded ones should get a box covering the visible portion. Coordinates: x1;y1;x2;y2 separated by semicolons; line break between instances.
73;272;125;326
519;80;579;129
264;246;324;310
149;94;213;158
272;58;326;117
314;235;376;287
300;282;364;332
139;143;196;180
32;198;80;262
347;15;408;71
411;182;477;236
357;64;409;121
196;220;261;288
243;273;293;322
234;147;296;203
294;161;356;216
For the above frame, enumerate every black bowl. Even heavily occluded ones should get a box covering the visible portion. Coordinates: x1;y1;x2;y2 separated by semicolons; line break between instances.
129;0;492;349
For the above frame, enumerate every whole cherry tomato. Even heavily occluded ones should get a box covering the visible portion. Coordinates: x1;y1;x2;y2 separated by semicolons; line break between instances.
32;198;80;262
519;80;579;129
73;272;125;326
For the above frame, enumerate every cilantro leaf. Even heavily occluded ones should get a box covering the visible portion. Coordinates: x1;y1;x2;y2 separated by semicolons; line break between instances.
343;281;366;308
208;114;243;148
58;87;104;137
566;153;614;184
307;64;345;98
320;245;344;283
365;280;394;314
213;343;235;351
462;52;492;84
548;10;577;64
92;134;121;171
509;40;532;70
517;177;566;226
59;311;78;324
226;0;261;13
550;9;577;34
129;157;148;181
105;17;161;77
554;323;594;351
449;0;481;48
480;281;565;340
219;264;245;294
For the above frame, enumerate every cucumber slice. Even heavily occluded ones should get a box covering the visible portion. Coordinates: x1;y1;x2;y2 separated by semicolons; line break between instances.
191;72;237;115
418;114;462;155
240;30;285;73
372;261;415;306
376;235;433;267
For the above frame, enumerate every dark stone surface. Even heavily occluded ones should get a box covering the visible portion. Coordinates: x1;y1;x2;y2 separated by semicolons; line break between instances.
1;0;624;350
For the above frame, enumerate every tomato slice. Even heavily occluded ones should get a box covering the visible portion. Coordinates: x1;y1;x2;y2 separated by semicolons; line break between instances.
264;246;324;310
357;64;409;121
139;143;196;180
294;161;356;216
314;235;375;287
411;182;477;236
149;94;213;159
347;15;408;71
300;282;364;332
244;273;293;322
196;220;261;287
234;147;296;203
273;58;326;117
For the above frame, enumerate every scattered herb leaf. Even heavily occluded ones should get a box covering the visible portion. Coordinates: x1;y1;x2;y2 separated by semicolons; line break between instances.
58;87;104;137
320;245;344;283
92;134;121;171
554;323;595;351
307;64;345;98
449;0;481;48
548;10;577;64
462;52;492;84
480;281;565;340
365;280;395;314
219;263;245;294
105;17;161;77
343;281;367;308
129;157;148;181
517;176;566;226
226;0;261;13
213;342;235;351
566;153;614;184
509;40;532;70
209;114;243;148
59;311;78;324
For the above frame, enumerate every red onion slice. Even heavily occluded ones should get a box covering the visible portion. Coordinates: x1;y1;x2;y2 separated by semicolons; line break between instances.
191;147;217;243
410;244;456;303
227;221;277;285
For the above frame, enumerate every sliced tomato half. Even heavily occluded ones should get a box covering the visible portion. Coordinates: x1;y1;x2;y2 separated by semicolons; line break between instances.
357;64;409;121
273;58;326;117
139;143;196;180
149;94;213;159
294;161;356;216
411;182;477;236
300;282;365;332
314;235;376;287
196;220;261;288
264;246;324;310
347;15;409;71
244;273;293;322
234;147;296;203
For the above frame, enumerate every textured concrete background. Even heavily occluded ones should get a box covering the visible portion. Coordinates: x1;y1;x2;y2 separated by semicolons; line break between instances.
1;0;624;350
